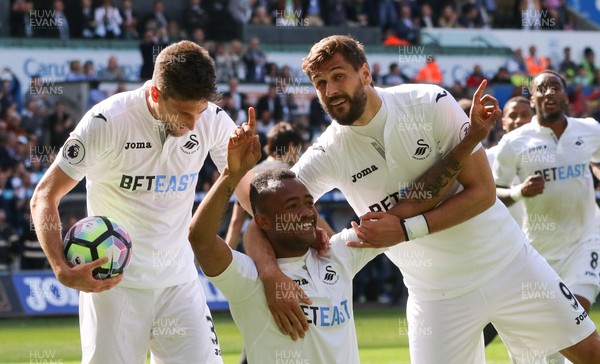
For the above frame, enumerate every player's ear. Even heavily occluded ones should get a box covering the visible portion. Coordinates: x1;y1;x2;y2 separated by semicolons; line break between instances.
254;213;270;230
360;63;371;86
151;86;160;103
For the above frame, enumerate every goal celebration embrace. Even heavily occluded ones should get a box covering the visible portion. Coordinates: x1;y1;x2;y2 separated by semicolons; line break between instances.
13;25;600;364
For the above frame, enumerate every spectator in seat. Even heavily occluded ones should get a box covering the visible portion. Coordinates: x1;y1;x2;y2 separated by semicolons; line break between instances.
120;0;139;39
581;47;598;85
466;64;486;88
524;45;549;76
559;46;578;82
244;37;267;83
438;4;457;28
413;56;443;85
94;0;122;39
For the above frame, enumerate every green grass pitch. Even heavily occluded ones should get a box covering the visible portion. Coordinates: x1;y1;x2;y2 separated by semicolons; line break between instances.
1;306;598;363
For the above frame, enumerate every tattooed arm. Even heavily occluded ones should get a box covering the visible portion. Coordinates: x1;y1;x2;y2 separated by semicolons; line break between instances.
349;81;500;248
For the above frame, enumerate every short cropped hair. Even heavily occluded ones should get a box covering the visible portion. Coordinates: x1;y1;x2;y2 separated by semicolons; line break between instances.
153;40;218;102
249;168;297;215
530;70;567;93
504;96;530;109
301;35;368;80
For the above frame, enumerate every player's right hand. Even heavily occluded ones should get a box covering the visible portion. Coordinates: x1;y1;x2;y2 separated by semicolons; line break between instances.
466;79;502;144
227;107;261;177
263;271;311;341
346;212;406;248
57;257;122;293
521;174;545;197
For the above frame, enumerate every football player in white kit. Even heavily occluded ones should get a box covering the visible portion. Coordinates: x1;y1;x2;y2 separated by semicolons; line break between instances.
30;41;235;363
237;36;600;363
189;124;387;363
494;70;600;363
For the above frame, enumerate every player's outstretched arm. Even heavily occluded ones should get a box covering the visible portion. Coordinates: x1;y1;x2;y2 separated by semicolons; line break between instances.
30;163;121;292
190;123;261;277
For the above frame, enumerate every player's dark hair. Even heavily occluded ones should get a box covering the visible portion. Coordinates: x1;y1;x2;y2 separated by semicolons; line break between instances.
249;168;297;215
264;122;304;158
301;35;368;79
153;40;219;102
504;96;530;109
530;70;567;93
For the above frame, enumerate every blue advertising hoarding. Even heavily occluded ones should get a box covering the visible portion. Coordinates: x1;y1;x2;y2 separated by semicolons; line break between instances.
7;270;228;316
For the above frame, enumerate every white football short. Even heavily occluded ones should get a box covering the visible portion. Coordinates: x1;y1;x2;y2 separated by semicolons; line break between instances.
406;243;596;364
80;278;223;364
545;226;600;305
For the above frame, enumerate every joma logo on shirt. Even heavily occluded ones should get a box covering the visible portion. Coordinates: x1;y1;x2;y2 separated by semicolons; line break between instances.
351;165;378;183
124;142;152;150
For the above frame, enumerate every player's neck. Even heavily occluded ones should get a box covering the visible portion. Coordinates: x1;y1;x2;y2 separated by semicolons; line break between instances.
538;116;567;139
351;87;382;126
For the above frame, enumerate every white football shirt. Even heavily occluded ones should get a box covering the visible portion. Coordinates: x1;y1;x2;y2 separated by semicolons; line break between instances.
56;85;236;288
486;144;525;227
292;85;527;301
207;229;385;364
493;116;600;259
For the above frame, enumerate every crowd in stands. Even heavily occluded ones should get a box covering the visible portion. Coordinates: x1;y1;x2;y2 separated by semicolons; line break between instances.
0;0;598;303
10;0;575;44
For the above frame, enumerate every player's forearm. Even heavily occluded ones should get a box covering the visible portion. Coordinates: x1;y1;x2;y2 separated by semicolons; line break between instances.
495;186;517;207
244;220;282;281
389;138;480;219
189;170;238;275
423;181;495;234
224;203;246;249
30;192;69;278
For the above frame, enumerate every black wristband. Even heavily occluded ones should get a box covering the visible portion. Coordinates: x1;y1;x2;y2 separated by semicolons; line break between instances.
399;218;409;242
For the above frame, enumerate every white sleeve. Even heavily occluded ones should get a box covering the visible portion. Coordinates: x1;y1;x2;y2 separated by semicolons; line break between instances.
430;86;482;157
205;250;262;303
588;119;600;163
291;143;337;201
493;137;518;187
208;108;237;173
55;110;113;181
328;228;387;277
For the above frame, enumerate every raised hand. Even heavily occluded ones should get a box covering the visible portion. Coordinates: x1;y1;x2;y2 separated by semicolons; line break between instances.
465;79;502;144
227;107;261;177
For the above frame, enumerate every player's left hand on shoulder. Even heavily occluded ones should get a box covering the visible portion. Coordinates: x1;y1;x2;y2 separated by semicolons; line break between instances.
466;79;502;143
345;212;406;248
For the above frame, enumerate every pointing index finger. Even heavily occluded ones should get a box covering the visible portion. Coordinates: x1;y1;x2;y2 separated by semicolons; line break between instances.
247;107;256;134
472;79;488;103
